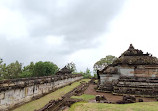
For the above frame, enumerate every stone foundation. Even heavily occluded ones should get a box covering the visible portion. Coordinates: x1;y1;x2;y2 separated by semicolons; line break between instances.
113;76;158;97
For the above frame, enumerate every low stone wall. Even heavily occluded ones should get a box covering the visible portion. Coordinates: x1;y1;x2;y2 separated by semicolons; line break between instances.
35;80;90;111
0;74;83;111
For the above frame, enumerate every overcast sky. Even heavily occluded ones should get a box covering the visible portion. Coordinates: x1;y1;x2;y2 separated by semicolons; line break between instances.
0;0;158;72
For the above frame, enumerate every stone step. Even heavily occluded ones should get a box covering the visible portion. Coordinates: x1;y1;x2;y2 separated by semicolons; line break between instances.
113;86;158;96
118;79;158;83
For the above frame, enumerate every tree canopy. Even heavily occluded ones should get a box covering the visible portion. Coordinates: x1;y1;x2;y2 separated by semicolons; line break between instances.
0;59;59;79
93;55;117;72
33;61;59;77
80;68;92;79
65;62;76;73
0;60;22;79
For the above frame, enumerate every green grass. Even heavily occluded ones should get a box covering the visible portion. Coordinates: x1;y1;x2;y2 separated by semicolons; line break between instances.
69;102;158;111
13;79;90;111
71;94;95;101
95;80;98;83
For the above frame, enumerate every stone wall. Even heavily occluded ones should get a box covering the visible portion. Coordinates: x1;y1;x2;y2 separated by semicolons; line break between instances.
113;76;158;97
98;65;158;94
36;80;90;111
99;65;158;86
99;74;119;85
118;66;134;76
0;74;83;111
118;65;158;77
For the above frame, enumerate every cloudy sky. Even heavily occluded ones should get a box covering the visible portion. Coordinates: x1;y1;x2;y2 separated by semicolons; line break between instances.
0;0;158;72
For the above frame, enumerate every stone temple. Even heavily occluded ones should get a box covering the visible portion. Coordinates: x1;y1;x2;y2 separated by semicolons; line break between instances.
97;44;158;97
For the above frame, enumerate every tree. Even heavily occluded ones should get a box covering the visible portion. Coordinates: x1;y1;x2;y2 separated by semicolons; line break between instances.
3;61;22;79
93;55;117;72
93;73;97;79
0;59;60;79
33;61;59;77
20;62;35;78
65;62;76;73
82;68;92;79
0;58;5;79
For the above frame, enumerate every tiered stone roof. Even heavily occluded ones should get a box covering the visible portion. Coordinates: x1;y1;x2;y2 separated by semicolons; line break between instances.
56;66;72;75
99;44;158;74
112;44;158;65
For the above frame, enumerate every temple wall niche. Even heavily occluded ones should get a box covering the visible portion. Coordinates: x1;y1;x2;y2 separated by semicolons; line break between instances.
0;75;83;111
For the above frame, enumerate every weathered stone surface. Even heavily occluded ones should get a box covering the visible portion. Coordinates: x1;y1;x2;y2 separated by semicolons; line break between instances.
123;95;136;103
56;66;72;75
113;76;158;97
113;44;158;65
116;95;136;104
97;44;158;98
35;81;90;111
138;98;143;102
95;95;108;103
0;74;83;111
0;92;5;100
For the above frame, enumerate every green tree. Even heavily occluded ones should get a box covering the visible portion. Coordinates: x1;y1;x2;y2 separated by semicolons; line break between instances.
0;58;5;79
93;55;117;72
33;61;59;77
3;61;22;79
65;62;76;73
20;62;35;78
93;73;97;79
82;68;92;79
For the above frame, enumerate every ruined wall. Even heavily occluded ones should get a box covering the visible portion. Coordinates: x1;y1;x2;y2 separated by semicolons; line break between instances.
98;65;158;93
119;65;158;77
99;66;135;86
0;74;83;111
99;74;119;85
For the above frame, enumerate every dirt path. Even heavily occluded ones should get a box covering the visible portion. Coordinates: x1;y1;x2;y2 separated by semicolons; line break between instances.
84;84;156;102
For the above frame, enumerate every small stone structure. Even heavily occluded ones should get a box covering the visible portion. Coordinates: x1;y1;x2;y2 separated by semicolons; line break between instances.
0;68;82;111
56;66;72;75
97;44;158;97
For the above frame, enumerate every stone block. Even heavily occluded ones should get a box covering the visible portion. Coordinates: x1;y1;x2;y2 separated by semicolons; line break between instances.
0;93;5;100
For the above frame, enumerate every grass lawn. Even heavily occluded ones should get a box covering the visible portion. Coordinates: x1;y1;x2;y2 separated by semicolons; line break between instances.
13;79;90;111
71;94;95;101
69;102;158;111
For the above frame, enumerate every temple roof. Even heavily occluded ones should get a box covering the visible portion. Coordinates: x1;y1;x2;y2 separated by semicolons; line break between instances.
121;44;144;56
56;66;72;75
112;44;158;65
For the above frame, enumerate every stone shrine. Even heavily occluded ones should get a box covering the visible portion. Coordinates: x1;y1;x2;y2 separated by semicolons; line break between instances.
97;44;158;97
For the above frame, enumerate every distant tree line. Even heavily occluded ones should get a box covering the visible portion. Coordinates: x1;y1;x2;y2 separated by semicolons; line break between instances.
0;55;117;80
0;59;95;80
0;59;59;80
65;62;93;79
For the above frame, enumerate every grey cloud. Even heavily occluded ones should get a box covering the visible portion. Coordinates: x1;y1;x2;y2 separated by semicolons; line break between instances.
14;0;125;50
0;0;126;70
0;36;65;66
